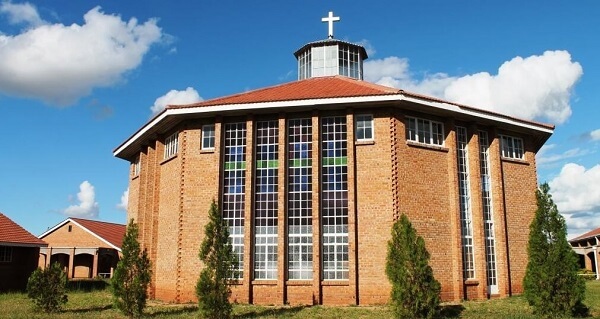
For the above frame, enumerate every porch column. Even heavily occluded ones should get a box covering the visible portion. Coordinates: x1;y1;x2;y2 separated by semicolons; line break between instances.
93;249;99;278
68;248;75;279
46;248;52;268
594;246;599;280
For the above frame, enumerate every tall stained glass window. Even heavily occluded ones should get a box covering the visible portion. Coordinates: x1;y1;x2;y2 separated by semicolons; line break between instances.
287;118;313;280
457;126;475;279
321;116;349;280
222;122;246;278
479;131;498;293
253;120;279;280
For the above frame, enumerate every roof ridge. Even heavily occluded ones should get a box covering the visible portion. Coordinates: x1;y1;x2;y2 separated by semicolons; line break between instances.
168;76;401;110
70;217;126;226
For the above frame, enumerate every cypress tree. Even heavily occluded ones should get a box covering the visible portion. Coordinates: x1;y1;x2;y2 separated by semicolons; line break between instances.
386;214;441;319
196;200;237;319
523;183;586;317
111;219;152;319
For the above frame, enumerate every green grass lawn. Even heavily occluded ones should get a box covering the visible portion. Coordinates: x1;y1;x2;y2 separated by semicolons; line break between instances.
1;281;599;318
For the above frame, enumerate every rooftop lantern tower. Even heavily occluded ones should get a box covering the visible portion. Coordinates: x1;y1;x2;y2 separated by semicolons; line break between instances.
294;11;368;80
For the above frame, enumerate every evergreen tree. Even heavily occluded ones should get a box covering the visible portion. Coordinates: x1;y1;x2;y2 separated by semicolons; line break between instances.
196;200;237;319
111;219;152;319
386;214;441;319
26;262;68;313
523;183;586;317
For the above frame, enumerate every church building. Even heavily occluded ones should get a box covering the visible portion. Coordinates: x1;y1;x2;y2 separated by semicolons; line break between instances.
113;12;553;305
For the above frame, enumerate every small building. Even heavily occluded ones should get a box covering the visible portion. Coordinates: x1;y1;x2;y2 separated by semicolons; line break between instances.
0;212;48;292
570;227;600;280
39;218;125;279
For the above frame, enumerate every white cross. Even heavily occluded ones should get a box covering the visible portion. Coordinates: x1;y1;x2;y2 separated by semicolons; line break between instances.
321;11;340;39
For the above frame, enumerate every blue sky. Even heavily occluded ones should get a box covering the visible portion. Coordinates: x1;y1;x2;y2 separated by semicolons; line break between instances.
0;1;598;239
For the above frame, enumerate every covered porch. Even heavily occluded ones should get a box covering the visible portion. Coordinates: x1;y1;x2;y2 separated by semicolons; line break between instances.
570;233;600;280
39;247;119;279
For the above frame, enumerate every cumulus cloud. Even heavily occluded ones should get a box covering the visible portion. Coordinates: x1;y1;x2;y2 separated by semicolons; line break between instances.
62;181;99;218
0;6;163;105
536;145;591;166
150;87;202;115
0;1;45;27
364;50;582;124
116;188;128;211
549;163;600;238
590;129;600;141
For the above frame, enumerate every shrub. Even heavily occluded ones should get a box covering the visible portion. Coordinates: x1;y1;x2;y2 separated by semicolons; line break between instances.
26;262;68;313
386;214;441;319
196;200;237;319
111;219;152;318
523;183;587;317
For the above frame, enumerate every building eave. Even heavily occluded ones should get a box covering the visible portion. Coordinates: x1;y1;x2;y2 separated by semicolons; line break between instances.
0;241;47;248
113;93;554;160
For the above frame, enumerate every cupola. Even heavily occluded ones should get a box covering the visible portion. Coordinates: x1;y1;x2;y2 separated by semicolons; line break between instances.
294;11;368;80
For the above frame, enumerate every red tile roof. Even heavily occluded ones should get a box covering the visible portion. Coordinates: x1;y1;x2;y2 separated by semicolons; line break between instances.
168;76;554;131
70;218;126;250
570;226;600;242
0;212;47;247
170;76;401;109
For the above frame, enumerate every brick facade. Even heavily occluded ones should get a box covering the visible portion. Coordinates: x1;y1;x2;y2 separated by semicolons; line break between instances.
123;104;546;305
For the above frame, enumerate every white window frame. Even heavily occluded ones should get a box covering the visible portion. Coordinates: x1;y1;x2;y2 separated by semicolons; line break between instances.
500;135;524;160
0;246;12;263
355;114;374;141
163;132;179;159
201;124;215;150
406;117;444;146
132;155;141;176
456;126;475;280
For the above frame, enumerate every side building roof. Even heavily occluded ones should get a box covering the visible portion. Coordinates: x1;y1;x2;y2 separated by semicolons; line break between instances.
114;76;554;160
39;217;126;251
0;212;47;247
569;226;600;244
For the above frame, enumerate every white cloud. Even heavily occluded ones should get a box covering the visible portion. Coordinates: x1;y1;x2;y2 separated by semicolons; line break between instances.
150;87;202;115
364;50;582;124
549;163;600;238
0;6;163;105
0;1;45;27
590;129;600;141
62;181;99;218
356;39;376;57
536;146;590;165
116;188;128;211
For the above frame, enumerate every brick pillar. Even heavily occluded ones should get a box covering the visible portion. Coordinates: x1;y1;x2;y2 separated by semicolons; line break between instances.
346;111;358;305
243;116;254;302
445;118;464;300
594;247;599;280
277;114;286;304
92;249;99;278
467;125;487;299
311;111;322;304
68;248;75;279
46;248;52;268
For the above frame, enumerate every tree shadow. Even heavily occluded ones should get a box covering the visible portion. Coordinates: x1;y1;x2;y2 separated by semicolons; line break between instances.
235;305;307;318
439;303;465;318
63;304;113;313
146;305;198;317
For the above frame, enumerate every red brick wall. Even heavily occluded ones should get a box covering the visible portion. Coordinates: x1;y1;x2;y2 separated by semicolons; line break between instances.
124;108;543;305
500;135;538;294
354;110;393;305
